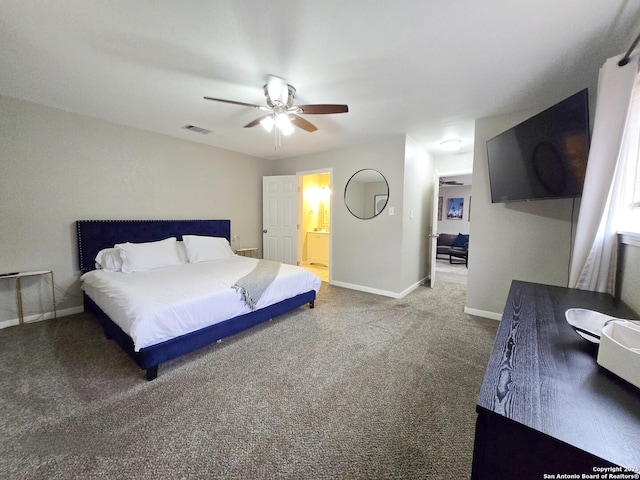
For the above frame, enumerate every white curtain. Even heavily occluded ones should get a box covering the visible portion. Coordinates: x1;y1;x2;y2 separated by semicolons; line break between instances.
569;53;639;293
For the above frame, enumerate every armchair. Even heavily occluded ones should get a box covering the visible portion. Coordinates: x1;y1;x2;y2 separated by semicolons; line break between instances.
449;242;468;267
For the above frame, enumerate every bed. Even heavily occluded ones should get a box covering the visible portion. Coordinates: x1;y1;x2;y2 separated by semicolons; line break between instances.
77;220;321;380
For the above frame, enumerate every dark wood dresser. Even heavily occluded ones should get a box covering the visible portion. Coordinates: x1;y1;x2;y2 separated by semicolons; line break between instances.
472;281;640;480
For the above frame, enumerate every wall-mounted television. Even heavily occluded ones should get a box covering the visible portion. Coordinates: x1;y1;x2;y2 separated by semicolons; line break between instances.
486;89;591;203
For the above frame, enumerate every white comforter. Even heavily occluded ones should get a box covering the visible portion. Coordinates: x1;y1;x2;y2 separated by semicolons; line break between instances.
80;256;321;351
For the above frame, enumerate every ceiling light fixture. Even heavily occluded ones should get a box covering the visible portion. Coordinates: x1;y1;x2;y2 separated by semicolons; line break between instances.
266;76;289;107
259;116;275;133
260;112;294;147
258;78;297;147
440;139;462;151
205;75;347;150
275;113;294;135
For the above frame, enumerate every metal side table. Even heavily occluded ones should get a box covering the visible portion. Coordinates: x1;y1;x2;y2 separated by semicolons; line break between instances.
0;270;57;325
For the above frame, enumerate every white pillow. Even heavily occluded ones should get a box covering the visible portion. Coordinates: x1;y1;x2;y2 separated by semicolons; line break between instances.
115;237;183;274
176;241;188;264
94;248;123;272
182;235;234;263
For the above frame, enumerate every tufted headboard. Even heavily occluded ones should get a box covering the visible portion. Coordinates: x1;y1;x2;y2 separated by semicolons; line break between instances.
76;219;231;272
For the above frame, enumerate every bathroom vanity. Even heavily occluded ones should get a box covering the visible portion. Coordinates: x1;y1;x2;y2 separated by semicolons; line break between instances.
306;232;329;266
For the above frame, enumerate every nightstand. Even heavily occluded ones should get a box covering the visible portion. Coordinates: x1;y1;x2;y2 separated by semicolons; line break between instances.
235;247;259;258
0;270;57;325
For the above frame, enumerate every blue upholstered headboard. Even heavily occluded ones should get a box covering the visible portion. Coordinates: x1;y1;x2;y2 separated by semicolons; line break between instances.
76;219;231;272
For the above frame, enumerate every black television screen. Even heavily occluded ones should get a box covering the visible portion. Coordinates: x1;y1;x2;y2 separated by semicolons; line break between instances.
486;89;591;203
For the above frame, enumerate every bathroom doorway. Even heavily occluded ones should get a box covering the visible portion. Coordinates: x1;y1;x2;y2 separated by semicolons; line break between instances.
299;170;332;283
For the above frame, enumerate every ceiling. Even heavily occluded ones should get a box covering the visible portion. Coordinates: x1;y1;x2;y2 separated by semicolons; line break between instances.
2;1;639;161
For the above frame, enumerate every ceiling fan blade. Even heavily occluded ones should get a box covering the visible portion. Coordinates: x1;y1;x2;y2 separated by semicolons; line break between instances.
243;115;271;128
296;104;349;114
203;96;264;109
290;114;318;133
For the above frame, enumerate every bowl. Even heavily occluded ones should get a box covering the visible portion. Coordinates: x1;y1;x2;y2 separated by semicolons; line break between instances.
564;308;617;344
597;320;640;388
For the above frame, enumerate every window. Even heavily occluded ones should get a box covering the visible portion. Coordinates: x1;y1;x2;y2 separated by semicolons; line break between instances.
618;72;640;233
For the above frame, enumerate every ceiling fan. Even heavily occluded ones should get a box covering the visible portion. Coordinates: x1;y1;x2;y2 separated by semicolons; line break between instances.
204;75;348;144
440;179;464;186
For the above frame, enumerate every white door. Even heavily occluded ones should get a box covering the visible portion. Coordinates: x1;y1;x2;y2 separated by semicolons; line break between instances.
262;175;298;264
428;172;440;288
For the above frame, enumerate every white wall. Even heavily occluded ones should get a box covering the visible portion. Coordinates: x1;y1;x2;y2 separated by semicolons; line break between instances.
465;107;578;318
401;136;434;289
0;95;272;325
273;135;434;297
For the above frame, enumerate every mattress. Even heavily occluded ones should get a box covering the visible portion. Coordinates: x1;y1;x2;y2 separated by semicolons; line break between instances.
80;256;321;351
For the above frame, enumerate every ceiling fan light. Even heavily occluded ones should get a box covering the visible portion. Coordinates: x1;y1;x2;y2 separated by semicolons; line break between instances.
276;113;292;130
267;76;288;106
281;123;294;136
440;139;462;151
260;116;275;132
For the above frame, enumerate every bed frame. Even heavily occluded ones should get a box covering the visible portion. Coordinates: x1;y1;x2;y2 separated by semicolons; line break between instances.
76;220;316;380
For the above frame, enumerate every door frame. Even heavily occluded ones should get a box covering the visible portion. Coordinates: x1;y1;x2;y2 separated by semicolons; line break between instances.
297;168;333;280
431;168;473;286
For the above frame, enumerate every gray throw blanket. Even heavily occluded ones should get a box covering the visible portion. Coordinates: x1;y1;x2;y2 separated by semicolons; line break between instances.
232;259;281;311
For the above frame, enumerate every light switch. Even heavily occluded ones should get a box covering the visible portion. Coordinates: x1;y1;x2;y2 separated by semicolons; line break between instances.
389;207;395;215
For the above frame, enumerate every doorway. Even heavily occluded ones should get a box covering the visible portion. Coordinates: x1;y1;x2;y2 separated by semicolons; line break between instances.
299;170;332;282
434;172;472;285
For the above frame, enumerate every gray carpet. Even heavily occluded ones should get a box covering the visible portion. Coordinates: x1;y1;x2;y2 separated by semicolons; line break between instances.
0;281;498;479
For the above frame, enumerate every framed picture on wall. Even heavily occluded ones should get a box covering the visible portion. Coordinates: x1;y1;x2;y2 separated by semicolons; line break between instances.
438;196;443;221
374;195;388;215
447;197;464;220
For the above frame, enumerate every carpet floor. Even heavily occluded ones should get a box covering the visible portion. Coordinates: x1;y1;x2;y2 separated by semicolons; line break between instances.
0;280;497;479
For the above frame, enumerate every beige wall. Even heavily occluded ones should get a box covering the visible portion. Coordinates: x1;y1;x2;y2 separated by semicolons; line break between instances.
400;135;433;289
0;95;272;325
466;104;640;319
466;107;578;318
273;134;434;297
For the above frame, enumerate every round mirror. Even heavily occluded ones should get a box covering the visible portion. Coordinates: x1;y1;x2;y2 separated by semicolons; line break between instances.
344;169;389;219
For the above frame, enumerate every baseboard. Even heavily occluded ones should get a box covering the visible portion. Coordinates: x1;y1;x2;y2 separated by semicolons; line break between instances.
0;305;84;330
330;279;425;299
463;306;502;321
399;279;427;298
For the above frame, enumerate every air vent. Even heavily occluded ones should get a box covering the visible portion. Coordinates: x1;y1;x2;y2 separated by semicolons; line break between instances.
182;124;211;135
